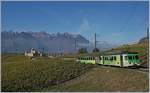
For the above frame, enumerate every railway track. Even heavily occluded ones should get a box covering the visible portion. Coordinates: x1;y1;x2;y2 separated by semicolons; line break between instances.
137;68;149;73
96;64;149;74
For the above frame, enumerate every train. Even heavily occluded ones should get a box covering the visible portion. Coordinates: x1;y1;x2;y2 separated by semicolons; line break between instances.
76;51;140;67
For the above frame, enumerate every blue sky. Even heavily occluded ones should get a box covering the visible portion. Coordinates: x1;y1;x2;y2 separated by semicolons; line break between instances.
2;1;149;45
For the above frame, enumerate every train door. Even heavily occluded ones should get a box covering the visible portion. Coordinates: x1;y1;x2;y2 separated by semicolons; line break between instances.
100;56;103;64
95;57;99;64
120;54;123;67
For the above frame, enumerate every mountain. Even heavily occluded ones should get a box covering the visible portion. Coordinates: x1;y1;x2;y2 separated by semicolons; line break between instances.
138;36;148;44
1;31;90;53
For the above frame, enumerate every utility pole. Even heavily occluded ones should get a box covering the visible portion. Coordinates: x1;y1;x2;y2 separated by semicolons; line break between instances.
147;27;149;67
95;33;97;49
75;39;77;53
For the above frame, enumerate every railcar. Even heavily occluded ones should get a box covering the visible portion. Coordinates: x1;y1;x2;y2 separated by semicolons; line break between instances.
77;56;95;64
77;52;140;67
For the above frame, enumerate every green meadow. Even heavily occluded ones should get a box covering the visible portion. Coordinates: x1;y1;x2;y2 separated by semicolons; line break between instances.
1;54;94;92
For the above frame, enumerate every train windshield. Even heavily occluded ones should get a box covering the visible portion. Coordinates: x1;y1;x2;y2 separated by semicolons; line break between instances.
135;55;139;60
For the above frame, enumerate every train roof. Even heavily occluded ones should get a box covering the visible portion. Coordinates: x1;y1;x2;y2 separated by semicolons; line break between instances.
102;51;138;55
78;56;95;58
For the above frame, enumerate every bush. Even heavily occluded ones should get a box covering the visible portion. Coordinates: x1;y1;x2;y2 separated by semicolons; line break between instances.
92;48;99;53
78;48;88;54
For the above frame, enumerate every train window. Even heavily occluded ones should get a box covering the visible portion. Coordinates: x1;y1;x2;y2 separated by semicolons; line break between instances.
114;56;116;60
109;57;111;60
128;56;132;60
135;55;139;60
125;56;128;60
111;57;113;60
99;57;101;60
132;56;135;60
110;57;113;60
107;57;109;60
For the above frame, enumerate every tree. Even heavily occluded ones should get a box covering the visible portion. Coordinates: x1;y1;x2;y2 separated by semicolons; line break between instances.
78;48;88;54
92;48;99;53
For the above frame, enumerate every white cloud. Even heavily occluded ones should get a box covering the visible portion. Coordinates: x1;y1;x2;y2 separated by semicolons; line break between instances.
78;18;91;34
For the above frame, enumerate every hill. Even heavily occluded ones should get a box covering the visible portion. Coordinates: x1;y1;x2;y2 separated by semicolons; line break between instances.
42;66;148;92
138;36;148;44
106;38;148;67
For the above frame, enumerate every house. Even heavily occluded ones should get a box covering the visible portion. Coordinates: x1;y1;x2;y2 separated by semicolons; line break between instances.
25;48;42;57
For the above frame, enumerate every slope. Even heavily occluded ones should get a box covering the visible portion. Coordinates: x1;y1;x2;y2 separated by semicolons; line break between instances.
42;66;148;92
106;42;148;67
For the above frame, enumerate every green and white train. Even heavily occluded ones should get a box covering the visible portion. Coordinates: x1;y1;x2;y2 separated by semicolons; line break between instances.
77;52;140;67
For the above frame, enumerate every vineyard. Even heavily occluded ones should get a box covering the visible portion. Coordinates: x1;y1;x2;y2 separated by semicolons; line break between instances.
1;54;95;92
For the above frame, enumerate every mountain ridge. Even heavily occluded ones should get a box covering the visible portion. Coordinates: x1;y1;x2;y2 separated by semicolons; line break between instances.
2;31;90;53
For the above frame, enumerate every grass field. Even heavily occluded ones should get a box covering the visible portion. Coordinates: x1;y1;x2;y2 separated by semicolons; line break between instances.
42;66;148;92
1;53;149;92
1;54;95;92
